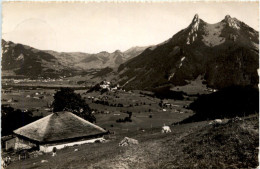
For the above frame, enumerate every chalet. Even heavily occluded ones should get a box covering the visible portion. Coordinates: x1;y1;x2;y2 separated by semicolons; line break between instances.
4;111;108;153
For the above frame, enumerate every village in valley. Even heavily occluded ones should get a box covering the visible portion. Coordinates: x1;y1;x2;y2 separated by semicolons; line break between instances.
1;2;259;169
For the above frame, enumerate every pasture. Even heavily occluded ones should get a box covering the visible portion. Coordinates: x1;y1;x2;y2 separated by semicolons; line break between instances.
82;90;193;133
2;83;258;169
1;88;55;116
2;85;193;133
5;115;258;169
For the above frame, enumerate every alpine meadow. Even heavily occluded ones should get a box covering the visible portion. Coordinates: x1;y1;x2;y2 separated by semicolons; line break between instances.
1;2;259;169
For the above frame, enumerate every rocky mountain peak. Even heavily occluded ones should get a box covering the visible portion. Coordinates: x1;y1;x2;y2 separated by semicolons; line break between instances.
223;15;240;29
192;14;199;23
224;15;231;20
186;14;200;45
114;50;122;54
118;14;259;90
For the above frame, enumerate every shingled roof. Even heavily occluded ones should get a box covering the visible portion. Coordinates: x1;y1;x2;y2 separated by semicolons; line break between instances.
13;111;106;143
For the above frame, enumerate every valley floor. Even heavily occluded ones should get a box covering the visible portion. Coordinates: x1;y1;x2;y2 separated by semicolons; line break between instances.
6;114;259;169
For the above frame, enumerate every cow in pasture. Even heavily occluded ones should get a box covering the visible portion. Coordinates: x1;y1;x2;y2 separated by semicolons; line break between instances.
162;126;171;133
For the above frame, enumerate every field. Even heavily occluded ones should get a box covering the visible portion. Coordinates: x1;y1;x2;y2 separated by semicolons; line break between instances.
84;90;193;132
6;115;259;169
2;84;193;132
2;82;258;169
2;88;56;117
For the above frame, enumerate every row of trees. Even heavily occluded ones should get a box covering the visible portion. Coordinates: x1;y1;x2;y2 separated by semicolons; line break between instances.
92;99;124;107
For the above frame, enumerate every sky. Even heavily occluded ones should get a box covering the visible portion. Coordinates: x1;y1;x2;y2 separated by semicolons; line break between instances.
2;1;259;53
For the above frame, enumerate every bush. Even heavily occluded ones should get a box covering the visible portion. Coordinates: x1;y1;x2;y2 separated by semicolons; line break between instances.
52;147;57;153
116;116;132;123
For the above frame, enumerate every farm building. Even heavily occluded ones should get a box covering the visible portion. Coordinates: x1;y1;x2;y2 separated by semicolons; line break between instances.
2;135;16;151
5;111;108;152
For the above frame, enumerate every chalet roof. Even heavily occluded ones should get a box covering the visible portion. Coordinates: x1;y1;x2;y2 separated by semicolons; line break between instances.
13;111;106;143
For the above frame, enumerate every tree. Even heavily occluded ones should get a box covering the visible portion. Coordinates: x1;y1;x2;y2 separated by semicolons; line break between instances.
1;105;42;136
52;88;96;123
182;86;259;123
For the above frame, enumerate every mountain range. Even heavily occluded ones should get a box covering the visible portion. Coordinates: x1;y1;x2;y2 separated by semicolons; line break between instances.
2;14;259;90
117;14;259;90
1;39;147;78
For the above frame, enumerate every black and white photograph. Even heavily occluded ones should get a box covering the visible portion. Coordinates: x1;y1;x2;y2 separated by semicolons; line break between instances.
1;1;259;168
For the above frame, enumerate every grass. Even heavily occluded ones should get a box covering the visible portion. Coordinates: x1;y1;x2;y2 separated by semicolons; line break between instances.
178;115;259;168
2;85;258;169
6;115;258;169
1;87;193;133
83;90;192;133
1;89;55;117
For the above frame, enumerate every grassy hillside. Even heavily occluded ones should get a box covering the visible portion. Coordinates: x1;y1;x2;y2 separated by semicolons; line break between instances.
6;115;258;169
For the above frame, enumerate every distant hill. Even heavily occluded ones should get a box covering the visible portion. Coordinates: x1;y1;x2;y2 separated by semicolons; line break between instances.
1;39;76;78
117;14;259;90
1;39;147;79
46;47;147;70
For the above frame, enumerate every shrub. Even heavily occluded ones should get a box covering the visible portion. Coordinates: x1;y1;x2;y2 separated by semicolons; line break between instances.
116;116;132;123
52;147;57;153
